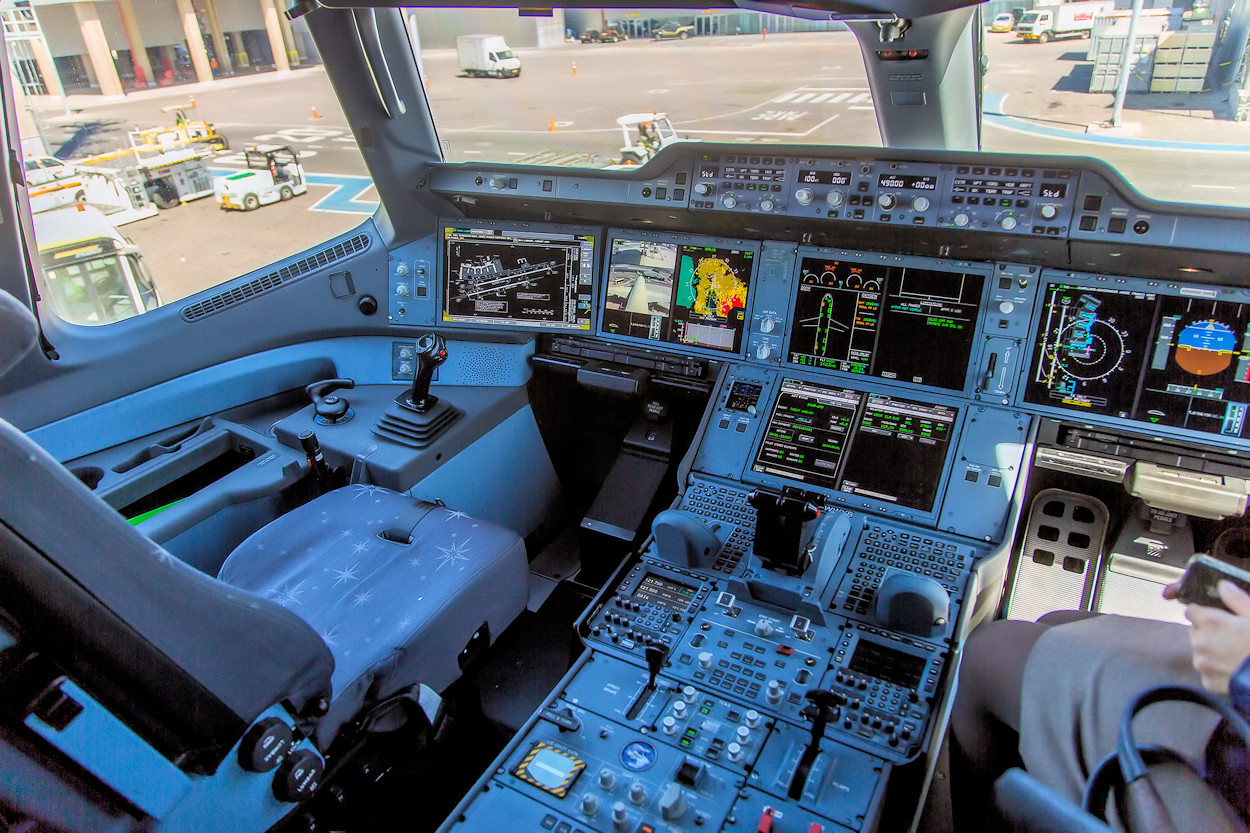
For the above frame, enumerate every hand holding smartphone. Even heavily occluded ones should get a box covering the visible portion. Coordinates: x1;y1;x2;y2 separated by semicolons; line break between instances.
1175;554;1250;611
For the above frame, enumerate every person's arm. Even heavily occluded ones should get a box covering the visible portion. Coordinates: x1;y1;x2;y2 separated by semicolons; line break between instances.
1164;580;1250;695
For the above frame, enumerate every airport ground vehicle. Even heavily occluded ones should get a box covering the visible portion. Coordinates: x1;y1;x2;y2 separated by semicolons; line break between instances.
1016;0;1114;41
130;102;230;152
31;206;161;325
614;112;682;164
456;34;522;77
989;11;1015;30
3;1;1250;833
653;21;696;39
214;147;308;211
23;154;158;225
580;28;626;42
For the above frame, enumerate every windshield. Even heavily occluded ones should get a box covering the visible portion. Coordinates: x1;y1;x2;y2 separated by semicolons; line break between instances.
417;3;1249;208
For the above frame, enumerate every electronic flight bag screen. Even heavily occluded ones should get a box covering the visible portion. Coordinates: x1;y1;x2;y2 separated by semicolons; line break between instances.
786;256;986;391
1023;281;1250;440
441;225;596;330
751;378;958;513
600;234;756;355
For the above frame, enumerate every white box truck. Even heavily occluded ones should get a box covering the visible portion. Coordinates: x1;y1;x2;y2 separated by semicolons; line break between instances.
457;35;521;78
1016;1;1115;42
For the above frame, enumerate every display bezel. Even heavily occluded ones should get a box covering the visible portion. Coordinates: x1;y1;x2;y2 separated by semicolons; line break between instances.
436;219;600;333
596;229;761;360
742;374;964;523
1016;270;1250;449
782;247;993;396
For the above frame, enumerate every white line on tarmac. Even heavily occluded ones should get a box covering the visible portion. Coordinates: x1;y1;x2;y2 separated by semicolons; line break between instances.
682;113;841;138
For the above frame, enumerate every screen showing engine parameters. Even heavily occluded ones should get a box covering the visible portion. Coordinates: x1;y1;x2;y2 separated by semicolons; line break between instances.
751;379;957;512
1025;281;1250;439
600;235;756;354
441;225;596;330
634;573;699;612
837;394;957;512
787;255;985;390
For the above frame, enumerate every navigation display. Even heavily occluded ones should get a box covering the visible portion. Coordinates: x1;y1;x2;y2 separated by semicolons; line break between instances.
750;378;958;513
1025;281;1250;439
600;235;756;354
441;225;596;330
787;256;985;390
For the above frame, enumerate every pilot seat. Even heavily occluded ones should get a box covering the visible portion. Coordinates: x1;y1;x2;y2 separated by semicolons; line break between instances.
0;290;528;831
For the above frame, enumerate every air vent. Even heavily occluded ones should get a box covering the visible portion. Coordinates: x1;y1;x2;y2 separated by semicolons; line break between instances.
180;233;372;322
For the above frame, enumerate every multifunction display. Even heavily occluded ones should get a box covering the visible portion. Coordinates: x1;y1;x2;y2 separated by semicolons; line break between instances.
751;378;958;512
601;235;756;354
787;256;985;391
1025;281;1250;439
633;573;699;612
442;225;595;330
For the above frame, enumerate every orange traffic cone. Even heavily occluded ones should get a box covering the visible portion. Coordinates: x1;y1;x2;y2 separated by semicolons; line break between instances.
189;95;197;108
311;105;323;119
549;116;557;132
571;62;577;76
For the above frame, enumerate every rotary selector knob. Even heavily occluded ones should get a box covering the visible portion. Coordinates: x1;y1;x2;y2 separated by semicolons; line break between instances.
727;742;744;763
1039;203;1059;220
489;176;506;190
878;194;897;210
672;700;687;718
663;715;679;735
698;651;713;669
826;190;845;207
398;346;414;360
794;188;814;206
399;362;413;376
912;195;931;212
629;783;647;804
735;726;752;747
582;794;601;817
694;182;713;196
766;680;784;705
721;195;738;209
953;213;970;228
759;199;774;212
755;343;772;361
760;317;777;334
1001;215;1018;231
659;783;688;821
682;685;697;703
745;709;761;729
612;802;629;831
754;619;775;638
395;263;410;277
396;284;410;297
600;768;617;791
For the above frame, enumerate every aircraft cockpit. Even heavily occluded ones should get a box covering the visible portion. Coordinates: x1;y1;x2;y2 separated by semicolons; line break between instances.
2;0;1249;831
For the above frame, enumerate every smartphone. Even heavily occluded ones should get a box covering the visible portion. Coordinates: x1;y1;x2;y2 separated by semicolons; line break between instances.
1176;554;1250;610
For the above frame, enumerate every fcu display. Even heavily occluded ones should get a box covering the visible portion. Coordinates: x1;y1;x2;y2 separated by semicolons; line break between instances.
600;235;755;354
751;378;957;512
787;256;986;391
1024;281;1250;440
441;225;596;329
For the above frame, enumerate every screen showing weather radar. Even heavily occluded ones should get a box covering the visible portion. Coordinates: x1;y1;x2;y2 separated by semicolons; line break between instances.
599;233;757;355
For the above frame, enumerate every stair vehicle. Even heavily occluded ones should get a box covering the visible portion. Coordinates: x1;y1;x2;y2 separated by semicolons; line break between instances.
1015;0;1114;42
213;146;308;211
3;1;1250;833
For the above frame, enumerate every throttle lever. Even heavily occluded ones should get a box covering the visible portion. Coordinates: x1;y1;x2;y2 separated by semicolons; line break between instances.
788;689;840;800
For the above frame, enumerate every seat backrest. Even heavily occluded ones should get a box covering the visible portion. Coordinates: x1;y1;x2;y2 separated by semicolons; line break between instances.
0;291;333;769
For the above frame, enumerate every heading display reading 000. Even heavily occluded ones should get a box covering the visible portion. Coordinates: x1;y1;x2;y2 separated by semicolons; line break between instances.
601;236;755;354
787;256;985;391
751;378;957;513
1025;282;1250;439
442;226;595;329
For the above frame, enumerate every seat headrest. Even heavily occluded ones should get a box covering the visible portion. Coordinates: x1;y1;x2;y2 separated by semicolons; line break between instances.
0;290;37;378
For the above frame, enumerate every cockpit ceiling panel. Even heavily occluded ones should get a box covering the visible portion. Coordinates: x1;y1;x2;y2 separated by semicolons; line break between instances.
312;0;982;19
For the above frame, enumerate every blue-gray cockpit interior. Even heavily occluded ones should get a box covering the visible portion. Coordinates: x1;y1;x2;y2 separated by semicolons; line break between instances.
2;2;1249;832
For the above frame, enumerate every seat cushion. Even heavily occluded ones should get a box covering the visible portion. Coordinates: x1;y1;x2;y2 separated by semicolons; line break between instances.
218;485;528;745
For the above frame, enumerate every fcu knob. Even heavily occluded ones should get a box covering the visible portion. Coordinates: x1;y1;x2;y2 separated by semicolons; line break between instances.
878;194;896;210
912;195;931;212
794;188;814;206
953;213;970;228
1001;215;1018;230
694;182;713;197
1039;203;1059;220
721;195;738;209
826;190;845;208
759;199;774;212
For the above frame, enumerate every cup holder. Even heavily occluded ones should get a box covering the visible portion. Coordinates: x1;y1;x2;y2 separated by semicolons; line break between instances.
1213;527;1250;568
